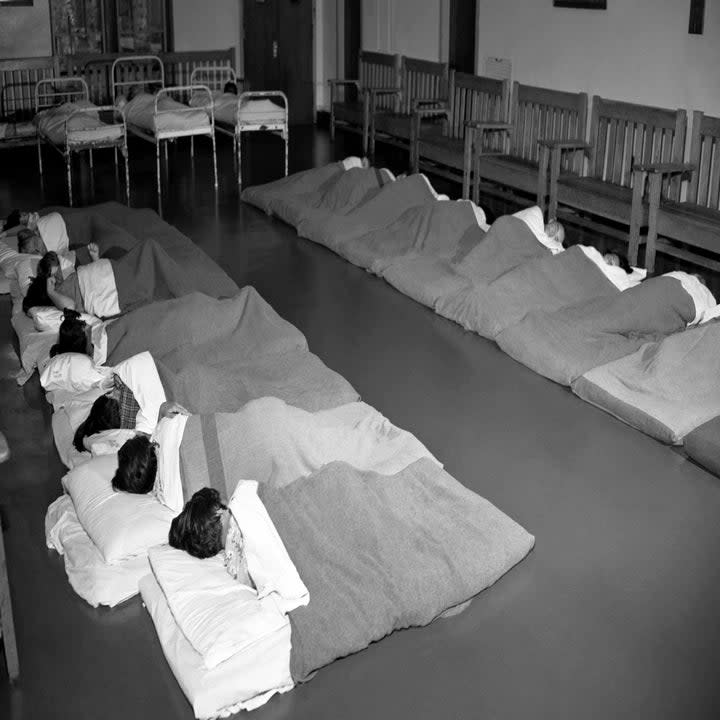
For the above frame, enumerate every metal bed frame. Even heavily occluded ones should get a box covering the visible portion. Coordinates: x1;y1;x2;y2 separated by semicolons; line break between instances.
35;77;129;206
111;55;217;215
189;65;288;187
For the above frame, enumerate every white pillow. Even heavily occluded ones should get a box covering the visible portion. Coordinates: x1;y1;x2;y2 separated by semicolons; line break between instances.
62;453;176;564
29;306;101;334
228;480;309;614
0;236;21;277
148;545;289;670
40;352;112;394
152;413;188;513
86;428;138;455
14;255;40;297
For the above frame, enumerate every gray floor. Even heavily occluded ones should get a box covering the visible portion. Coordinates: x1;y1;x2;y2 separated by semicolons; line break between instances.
1;129;719;719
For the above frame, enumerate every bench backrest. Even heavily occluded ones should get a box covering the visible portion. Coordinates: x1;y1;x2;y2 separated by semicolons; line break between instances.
64;49;235;104
511;83;588;171
399;57;449;116
588;96;687;201
687;111;720;211
446;72;509;141
0;57;60;120
358;51;401;112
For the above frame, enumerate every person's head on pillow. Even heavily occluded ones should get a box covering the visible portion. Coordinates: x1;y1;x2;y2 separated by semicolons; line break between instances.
49;310;92;358
545;220;565;247
23;251;61;314
603;252;632;274
17;228;46;256
169;487;229;559
3;209;21;231
223;81;238;95
112;435;157;494
73;394;121;453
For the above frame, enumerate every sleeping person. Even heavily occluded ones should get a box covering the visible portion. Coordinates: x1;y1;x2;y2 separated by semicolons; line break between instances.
49;310;95;359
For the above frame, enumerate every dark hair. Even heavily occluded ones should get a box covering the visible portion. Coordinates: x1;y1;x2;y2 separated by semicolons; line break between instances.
17;228;38;254
73;395;121;452
3;209;20;231
223;81;238;95
112;435;157;494
616;252;632;274
23;251;60;314
169;487;226;559
50;309;89;358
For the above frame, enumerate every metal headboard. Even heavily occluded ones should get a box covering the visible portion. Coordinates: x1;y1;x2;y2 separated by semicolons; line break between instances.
111;55;165;99
189;65;240;93
35;77;89;111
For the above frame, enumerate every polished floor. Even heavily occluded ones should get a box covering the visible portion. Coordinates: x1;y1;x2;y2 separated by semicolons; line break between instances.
1;129;720;720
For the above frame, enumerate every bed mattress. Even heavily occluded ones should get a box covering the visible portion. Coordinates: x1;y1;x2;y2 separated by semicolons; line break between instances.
125;93;211;135
36;101;124;146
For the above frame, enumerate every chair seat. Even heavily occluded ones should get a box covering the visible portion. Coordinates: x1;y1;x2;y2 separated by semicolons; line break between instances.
373;112;413;141
656;200;720;255
418;135;464;171
477;155;541;197
332;101;364;125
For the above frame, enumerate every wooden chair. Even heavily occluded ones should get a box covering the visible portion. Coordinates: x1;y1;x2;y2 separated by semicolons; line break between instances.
468;83;588;205
329;51;401;156
411;72;510;199
542;96;687;265
368;56;450;160
632;111;720;273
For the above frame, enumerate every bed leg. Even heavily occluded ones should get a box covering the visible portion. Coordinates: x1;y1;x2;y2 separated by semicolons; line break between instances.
191;135;195;159
156;142;162;216
211;132;218;189
237;131;242;187
89;148;94;170
66;153;73;207
284;126;289;177
36;138;43;176
123;145;130;206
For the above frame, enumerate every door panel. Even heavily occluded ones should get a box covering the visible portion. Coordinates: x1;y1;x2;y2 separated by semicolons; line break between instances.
244;0;314;125
449;0;477;74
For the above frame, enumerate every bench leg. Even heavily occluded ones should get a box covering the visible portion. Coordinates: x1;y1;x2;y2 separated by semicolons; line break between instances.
362;94;370;157
628;170;645;268
537;145;549;213
462;130;472;200
644;173;662;274
330;104;335;142
0;518;19;683
548;148;561;222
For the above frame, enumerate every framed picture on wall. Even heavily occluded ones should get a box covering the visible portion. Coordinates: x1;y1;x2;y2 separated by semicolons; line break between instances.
554;1;607;8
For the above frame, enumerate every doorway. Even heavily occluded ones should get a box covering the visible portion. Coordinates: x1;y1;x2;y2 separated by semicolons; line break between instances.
448;0;477;73
243;0;315;125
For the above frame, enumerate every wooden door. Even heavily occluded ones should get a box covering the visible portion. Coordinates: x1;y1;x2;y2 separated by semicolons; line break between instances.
449;0;477;74
244;0;315;125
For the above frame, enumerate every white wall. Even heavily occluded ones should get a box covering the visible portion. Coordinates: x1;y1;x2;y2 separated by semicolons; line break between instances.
476;0;720;116
0;0;52;58
362;0;444;60
173;0;240;68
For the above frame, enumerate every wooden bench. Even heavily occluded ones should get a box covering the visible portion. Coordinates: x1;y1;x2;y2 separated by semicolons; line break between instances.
542;96;687;264
63;49;235;104
329;51;401;156
369;56;450;159
468;83;588;205
411;71;509;199
633;111;720;273
0;56;60;148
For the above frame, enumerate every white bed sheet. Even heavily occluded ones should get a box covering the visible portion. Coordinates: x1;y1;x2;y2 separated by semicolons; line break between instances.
140;573;294;719
36;102;123;145
125;93;211;134
45;495;150;608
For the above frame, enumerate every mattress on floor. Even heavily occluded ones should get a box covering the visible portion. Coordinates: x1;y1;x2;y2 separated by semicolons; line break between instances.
685;417;720;477
36;101;123;145
125;93;211;134
571;319;720;445
140;573;294;719
11;299;58;385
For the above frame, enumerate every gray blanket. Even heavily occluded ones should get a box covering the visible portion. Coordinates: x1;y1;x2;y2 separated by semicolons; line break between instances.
240;162;346;217
301;174;437;252
572;318;720;444
437;246;618;339
497;276;696;385
340;200;479;272
256;459;534;682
